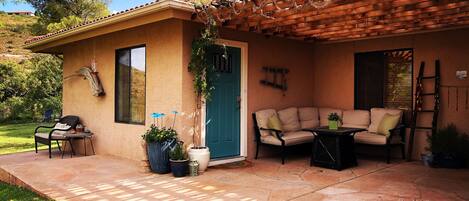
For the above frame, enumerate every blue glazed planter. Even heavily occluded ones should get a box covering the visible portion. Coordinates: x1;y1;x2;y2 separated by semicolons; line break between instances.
170;159;189;177
147;141;174;174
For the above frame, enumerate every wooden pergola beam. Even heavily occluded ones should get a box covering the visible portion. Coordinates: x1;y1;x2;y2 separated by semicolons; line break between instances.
213;0;469;41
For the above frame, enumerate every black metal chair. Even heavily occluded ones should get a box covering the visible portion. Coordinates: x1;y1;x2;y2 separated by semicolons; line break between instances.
34;115;80;158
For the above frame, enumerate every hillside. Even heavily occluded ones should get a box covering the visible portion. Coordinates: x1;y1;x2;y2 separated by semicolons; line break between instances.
0;13;38;62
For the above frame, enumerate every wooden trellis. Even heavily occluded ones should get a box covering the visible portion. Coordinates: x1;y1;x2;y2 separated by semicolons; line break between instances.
197;0;469;42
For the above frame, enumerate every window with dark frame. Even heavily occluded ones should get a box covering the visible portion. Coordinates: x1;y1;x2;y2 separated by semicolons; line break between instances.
115;46;146;124
354;49;413;124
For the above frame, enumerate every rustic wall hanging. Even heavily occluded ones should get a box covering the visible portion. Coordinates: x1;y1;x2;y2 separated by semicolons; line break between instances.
65;61;105;97
260;67;289;95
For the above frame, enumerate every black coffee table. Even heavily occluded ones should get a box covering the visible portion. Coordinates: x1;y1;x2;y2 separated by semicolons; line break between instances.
307;127;366;171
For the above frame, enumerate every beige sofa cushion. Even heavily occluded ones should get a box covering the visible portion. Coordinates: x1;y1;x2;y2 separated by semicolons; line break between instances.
298;107;319;129
278;107;301;132
319;108;343;127
342;110;370;129
255;109;277;137
355;131;402;145
261;131;314;146
368;108;403;133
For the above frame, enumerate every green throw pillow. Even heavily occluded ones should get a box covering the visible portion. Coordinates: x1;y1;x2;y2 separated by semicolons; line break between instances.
268;115;283;131
377;113;400;137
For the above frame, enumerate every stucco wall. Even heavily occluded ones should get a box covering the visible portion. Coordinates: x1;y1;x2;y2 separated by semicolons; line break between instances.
312;28;469;159
183;21;316;159
61;16;468;162
62;19;316;162
62;19;185;161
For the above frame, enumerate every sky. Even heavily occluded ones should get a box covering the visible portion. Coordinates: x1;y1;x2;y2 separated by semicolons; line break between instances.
0;0;155;13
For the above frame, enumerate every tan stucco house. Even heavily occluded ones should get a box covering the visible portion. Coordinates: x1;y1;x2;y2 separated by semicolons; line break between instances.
25;0;469;165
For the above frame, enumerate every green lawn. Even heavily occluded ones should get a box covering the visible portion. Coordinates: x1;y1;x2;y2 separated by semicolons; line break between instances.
0;122;56;155
0;182;48;201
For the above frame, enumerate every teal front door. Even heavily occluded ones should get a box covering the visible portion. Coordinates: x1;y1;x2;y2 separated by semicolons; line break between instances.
206;45;241;159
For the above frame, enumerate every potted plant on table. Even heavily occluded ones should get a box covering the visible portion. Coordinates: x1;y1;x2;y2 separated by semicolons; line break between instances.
142;113;177;174
169;142;189;177
328;113;341;130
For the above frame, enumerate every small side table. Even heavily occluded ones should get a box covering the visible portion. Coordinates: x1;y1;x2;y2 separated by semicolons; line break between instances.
308;127;365;171
61;132;95;158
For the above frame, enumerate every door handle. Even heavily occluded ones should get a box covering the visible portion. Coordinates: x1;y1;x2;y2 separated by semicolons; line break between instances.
237;96;241;109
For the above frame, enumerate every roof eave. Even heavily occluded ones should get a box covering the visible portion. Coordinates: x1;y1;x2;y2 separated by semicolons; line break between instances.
24;0;194;50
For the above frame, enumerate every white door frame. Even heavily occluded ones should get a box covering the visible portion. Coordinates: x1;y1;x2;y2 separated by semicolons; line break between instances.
200;39;248;164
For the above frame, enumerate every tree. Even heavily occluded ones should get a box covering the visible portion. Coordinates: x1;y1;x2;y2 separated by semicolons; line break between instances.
26;0;110;34
0;61;27;102
24;55;63;119
47;15;83;32
0;55;63;121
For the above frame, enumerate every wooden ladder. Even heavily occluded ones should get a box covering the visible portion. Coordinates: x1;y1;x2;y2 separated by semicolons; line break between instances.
407;60;441;161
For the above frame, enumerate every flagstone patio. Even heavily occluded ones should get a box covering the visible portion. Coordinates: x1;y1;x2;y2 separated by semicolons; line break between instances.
1;151;468;201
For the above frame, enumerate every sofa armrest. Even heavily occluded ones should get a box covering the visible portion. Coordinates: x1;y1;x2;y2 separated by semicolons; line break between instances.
389;124;405;133
388;124;405;144
259;128;285;142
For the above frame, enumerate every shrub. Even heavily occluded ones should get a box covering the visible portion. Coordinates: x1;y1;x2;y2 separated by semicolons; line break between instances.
142;124;177;143
169;142;187;161
8;24;29;34
426;124;469;161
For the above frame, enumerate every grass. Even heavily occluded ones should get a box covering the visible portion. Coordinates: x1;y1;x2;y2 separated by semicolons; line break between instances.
0;13;37;62
0;122;56;155
0;182;48;201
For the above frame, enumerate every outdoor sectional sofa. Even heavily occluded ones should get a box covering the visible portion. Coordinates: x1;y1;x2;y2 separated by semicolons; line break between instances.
253;107;406;164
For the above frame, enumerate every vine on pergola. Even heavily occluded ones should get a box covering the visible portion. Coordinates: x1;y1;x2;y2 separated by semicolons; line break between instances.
186;0;330;146
191;0;332;24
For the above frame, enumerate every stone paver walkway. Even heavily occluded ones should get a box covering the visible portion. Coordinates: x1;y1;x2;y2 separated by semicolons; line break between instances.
1;151;468;200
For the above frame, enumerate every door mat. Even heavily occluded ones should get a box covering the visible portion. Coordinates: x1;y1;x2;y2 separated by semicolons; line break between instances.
212;160;253;169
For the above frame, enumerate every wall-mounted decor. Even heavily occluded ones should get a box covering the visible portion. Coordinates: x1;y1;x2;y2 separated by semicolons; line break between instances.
260;67;289;95
442;85;469;111
65;61;105;97
456;70;467;80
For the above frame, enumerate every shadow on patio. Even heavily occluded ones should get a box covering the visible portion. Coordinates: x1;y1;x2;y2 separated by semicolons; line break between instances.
1;151;469;201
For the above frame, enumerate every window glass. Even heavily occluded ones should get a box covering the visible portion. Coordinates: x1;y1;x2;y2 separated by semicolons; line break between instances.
355;49;413;124
116;46;145;124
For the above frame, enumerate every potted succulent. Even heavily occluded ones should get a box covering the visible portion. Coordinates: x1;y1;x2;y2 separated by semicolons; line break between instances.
169;142;189;177
142;113;177;174
328;113;341;130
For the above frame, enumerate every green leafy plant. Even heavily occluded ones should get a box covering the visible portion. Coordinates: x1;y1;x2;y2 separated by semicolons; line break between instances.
188;18;219;101
426;124;469;159
328;113;341;121
142;124;177;143
187;3;227;146
169;142;187;161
